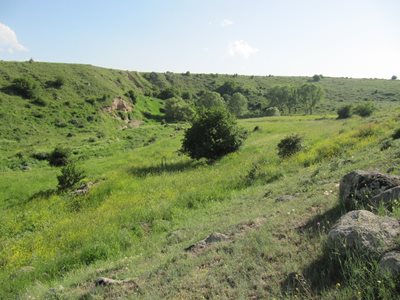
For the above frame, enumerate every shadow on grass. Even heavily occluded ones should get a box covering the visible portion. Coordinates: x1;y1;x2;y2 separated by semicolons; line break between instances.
296;204;346;237
28;188;57;201
129;160;205;177
142;112;164;122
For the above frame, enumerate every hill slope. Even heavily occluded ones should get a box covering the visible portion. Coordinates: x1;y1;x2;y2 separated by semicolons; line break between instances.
1;61;400;298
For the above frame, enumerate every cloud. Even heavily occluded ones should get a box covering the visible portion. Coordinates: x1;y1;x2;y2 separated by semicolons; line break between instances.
0;22;28;53
227;40;258;59
221;19;234;27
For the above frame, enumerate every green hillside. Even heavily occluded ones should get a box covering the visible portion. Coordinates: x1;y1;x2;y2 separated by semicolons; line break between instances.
1;61;400;299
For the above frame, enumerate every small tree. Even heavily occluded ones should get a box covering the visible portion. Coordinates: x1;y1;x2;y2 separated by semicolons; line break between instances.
391;75;397;80
337;105;352;119
164;97;194;122
48;147;70;166
277;134;303;158
125;90;137;104
312;74;321;82
57;162;85;190
181;108;247;160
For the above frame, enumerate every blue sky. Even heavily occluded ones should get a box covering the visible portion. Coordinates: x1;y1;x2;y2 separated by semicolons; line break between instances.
0;0;399;78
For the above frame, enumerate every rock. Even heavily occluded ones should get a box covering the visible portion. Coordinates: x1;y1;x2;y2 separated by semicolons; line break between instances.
185;232;229;252
339;170;400;210
379;251;400;277
327;210;400;256
370;186;400;208
275;195;296;202
96;277;123;286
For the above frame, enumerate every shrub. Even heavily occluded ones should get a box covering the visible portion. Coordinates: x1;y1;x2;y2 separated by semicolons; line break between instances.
48;147;70;166
31;97;47;107
354;102;375;117
392;128;400;140
277;134;303;158
337;105;352;119
391;75;397;80
181;108;247;160
46;76;65;89
125;90;137;104
11;77;38;99
57;162;85;190
264;107;281;116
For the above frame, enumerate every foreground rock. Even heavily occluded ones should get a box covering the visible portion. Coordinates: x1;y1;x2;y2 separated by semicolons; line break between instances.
327;210;400;256
379;251;400;277
339;170;400;210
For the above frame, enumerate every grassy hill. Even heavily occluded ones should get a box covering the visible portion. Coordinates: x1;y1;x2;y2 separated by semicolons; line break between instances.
1;61;400;298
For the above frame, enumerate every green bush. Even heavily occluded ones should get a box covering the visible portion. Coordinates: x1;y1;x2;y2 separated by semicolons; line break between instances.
337;105;352;119
46;76;65;89
48;147;70;166
277;134;303;158
354;102;375;117
264;107;281;116
181;108;247;160
125;90;137;104
57;162;85;190
11;77;38;99
392;128;400;139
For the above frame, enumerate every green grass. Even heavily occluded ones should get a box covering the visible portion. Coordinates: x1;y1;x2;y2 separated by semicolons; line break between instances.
1;61;400;298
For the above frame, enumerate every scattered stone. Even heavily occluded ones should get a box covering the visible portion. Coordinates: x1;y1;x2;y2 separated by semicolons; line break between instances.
379;250;400;277
72;182;94;195
275;195;296;202
339;170;400;210
185;232;229;252
370;186;400;208
327;210;400;256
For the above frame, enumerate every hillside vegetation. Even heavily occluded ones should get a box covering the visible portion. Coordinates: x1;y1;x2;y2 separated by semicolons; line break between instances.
1;61;400;299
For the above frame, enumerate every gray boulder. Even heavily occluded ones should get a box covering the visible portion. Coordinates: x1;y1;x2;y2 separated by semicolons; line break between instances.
339;170;400;210
327;210;400;256
379;251;400;277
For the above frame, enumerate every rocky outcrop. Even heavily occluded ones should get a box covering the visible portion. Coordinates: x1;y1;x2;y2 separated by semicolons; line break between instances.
103;97;132;113
327;210;400;256
339;170;400;210
185;232;229;252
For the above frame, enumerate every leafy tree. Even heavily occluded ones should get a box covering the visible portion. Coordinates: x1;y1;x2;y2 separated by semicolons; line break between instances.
57;162;85;190
337;105;353;119
391;75;397;80
181;108;247;160
197;91;225;109
227;92;248;116
312;74;321;82
11;77;38;99
297;83;324;114
263;107;281;116
164;97;194;122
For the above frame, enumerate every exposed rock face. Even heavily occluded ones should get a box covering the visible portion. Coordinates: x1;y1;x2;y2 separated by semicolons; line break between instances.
103;97;132;113
339;170;400;210
379;251;400;277
327;210;400;256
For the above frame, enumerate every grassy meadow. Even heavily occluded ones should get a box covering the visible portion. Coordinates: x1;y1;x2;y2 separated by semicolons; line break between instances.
1;61;400;299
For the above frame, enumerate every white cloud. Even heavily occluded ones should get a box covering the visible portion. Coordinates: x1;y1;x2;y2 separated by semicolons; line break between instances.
221;19;234;27
0;22;28;53
227;40;258;59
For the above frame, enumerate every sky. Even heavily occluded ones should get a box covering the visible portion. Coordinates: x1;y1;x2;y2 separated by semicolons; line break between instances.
0;0;399;78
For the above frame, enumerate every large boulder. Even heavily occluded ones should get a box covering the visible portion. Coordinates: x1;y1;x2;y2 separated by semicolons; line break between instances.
339;170;400;210
327;210;400;256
